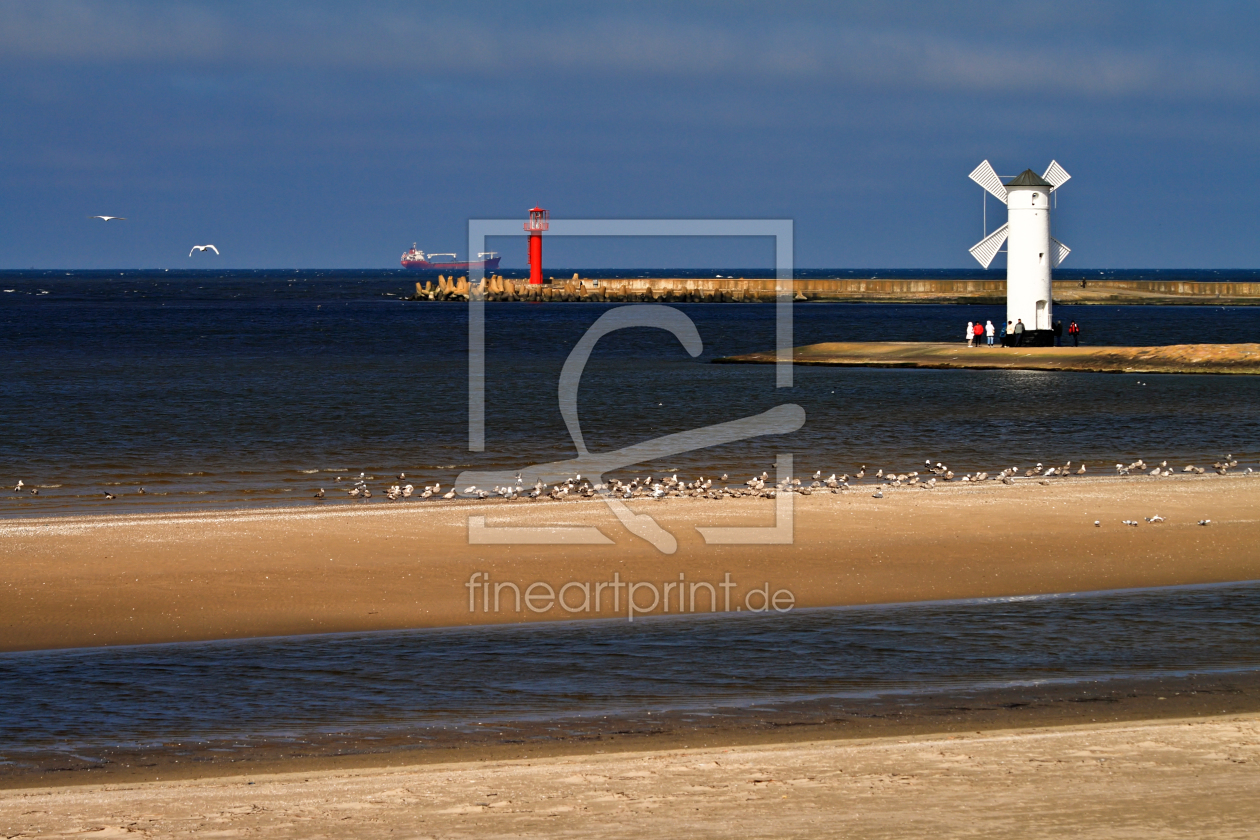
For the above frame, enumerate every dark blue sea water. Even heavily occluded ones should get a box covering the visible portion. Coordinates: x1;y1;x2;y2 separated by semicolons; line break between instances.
2;270;1259;517
1;582;1258;767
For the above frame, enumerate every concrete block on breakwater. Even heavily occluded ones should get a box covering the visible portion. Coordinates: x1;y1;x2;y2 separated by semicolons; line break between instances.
715;342;1260;375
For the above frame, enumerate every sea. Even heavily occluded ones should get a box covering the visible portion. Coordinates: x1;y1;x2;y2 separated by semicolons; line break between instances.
1;268;1259;773
2;268;1259;517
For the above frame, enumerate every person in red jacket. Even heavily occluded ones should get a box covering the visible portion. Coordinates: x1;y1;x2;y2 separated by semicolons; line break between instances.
1068;320;1081;346
973;320;984;348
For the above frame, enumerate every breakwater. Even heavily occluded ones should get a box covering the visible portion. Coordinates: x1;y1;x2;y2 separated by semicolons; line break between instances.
408;275;1260;304
410;274;782;302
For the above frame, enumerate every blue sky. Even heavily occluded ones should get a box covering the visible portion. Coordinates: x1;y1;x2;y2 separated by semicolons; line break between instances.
2;1;1258;269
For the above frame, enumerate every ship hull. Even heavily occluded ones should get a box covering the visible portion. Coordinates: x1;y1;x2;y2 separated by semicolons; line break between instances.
402;257;502;271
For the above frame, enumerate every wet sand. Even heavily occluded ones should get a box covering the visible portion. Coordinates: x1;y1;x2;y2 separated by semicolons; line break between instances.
4;710;1258;837
1;474;1257;652
717;341;1260;374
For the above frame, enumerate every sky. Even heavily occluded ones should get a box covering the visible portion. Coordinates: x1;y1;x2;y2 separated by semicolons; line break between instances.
2;1;1259;269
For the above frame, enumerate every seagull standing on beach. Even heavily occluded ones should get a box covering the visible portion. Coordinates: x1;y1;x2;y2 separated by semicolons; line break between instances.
189;245;220;256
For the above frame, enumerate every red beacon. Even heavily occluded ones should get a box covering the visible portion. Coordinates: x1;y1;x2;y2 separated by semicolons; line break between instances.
525;207;549;285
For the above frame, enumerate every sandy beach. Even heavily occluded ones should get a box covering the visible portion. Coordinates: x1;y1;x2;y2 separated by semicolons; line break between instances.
1;474;1257;652
4;712;1258;838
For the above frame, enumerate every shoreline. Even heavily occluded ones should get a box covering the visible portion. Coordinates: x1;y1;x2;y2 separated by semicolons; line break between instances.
4;576;1254;657
2;473;1258;652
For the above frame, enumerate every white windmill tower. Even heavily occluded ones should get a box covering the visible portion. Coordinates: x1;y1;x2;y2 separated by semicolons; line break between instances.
968;160;1071;344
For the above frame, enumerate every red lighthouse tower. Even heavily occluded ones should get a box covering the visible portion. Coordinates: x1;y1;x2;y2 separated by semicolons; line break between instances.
525;206;549;285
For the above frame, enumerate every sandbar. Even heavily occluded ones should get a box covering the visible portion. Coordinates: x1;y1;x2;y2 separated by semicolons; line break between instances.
1;474;1257;652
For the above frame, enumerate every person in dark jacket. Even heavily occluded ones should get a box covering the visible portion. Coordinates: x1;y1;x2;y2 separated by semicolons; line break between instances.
1013;319;1025;346
1052;320;1063;346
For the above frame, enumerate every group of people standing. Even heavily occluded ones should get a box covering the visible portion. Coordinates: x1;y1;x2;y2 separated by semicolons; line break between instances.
965;319;1081;347
966;320;997;347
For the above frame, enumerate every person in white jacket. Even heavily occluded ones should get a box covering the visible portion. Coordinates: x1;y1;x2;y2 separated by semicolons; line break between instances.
985;320;995;347
966;321;974;347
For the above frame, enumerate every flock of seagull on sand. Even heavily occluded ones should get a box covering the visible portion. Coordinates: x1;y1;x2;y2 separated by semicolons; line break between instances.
8;456;1248;529
295;454;1253;525
89;214;218;258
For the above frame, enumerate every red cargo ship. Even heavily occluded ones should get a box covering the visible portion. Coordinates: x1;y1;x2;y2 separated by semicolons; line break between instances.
400;244;501;271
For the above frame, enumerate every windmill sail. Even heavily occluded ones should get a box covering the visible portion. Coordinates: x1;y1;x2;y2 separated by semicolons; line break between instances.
969;223;1008;268
1051;237;1071;267
1042;160;1071;191
969;160;1008;202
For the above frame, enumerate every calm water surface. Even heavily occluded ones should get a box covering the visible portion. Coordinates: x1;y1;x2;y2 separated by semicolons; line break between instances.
1;582;1258;762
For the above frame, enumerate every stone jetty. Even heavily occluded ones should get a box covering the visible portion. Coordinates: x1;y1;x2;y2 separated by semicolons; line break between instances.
408;274;777;303
405;275;1260;305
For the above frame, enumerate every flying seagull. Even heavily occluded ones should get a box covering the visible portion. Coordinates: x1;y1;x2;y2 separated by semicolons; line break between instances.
89;215;126;221
189;245;220;256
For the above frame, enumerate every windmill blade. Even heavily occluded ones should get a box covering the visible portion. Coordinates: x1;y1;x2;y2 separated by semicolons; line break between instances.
1043;160;1071;191
1051;237;1071;267
969;160;1008;202
969;223;1008;268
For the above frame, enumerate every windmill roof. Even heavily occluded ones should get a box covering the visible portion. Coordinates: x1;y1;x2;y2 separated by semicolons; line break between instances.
1005;169;1052;187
